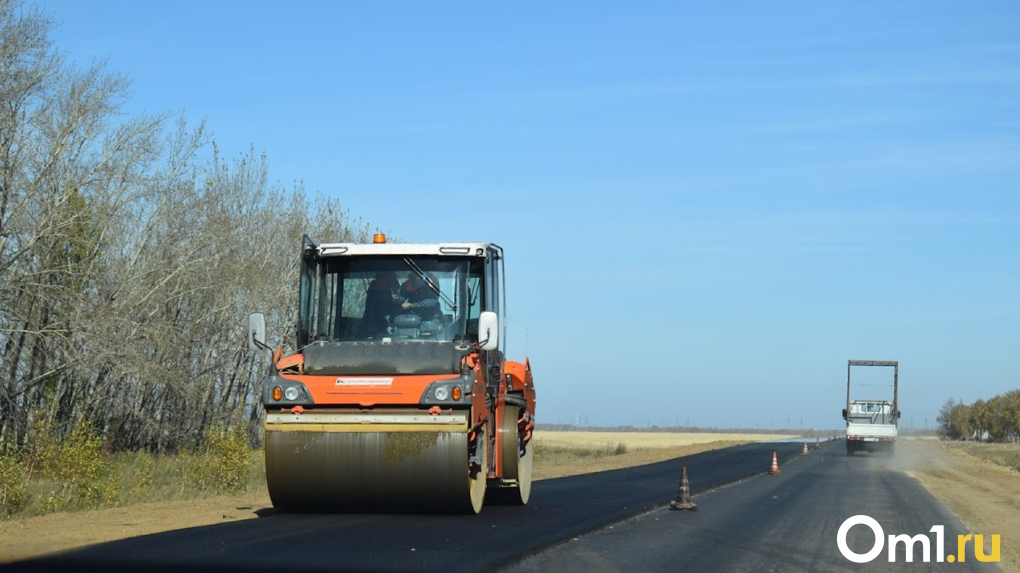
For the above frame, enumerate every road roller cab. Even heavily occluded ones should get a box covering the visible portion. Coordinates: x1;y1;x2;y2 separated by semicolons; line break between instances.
248;234;535;514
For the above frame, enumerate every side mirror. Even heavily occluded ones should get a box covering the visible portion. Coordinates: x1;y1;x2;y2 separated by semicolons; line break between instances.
841;408;847;421
478;311;499;351
248;313;267;351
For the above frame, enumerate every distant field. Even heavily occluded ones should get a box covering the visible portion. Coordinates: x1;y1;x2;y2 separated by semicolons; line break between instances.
530;431;805;480
534;431;799;450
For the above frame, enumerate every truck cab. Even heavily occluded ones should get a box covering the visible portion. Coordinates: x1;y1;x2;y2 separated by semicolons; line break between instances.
843;400;899;455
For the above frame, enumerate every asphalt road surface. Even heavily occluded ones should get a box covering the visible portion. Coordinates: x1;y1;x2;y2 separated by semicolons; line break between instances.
508;442;1004;573
9;441;997;573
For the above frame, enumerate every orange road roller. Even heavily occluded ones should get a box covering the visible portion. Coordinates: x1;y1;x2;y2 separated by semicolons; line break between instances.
248;235;535;513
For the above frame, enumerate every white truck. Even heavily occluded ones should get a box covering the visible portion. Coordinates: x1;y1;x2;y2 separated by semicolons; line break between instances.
842;360;901;456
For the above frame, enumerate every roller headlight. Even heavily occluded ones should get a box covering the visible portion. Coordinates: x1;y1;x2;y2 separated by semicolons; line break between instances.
262;375;312;407
420;374;473;405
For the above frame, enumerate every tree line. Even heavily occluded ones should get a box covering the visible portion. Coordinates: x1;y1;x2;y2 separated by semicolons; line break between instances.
0;0;372;452
937;389;1020;443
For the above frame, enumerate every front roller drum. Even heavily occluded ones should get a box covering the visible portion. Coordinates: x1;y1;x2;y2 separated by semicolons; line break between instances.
266;424;487;514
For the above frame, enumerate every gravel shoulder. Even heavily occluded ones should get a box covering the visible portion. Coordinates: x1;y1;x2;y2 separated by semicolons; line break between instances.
902;439;1020;573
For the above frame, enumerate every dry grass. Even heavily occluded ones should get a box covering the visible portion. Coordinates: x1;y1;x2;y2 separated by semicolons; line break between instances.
941;440;1020;472
1;423;264;521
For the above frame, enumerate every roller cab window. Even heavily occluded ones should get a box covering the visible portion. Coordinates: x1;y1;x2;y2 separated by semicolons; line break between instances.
304;256;485;344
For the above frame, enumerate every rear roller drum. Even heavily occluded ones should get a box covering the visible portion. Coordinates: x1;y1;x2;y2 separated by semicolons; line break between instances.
488;405;533;505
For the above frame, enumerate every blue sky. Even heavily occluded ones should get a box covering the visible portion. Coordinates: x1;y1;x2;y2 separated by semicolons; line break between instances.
40;0;1018;430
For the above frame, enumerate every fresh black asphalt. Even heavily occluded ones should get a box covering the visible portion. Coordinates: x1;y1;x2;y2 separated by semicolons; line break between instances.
6;441;805;572
507;441;1004;573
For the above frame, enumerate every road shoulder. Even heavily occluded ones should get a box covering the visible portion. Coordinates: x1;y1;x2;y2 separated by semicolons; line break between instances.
904;440;1019;573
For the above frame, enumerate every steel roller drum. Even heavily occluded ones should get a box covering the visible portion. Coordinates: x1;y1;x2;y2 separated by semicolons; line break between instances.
265;423;486;514
486;405;532;505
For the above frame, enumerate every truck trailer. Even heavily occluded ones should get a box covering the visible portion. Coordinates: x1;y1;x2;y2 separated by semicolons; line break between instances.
842;360;900;456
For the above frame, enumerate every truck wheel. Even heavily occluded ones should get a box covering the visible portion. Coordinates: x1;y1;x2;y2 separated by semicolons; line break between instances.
846;443;854;456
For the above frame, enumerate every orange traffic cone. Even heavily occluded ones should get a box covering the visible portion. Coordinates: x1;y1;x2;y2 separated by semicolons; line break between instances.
669;466;697;510
769;451;782;475
802;441;809;455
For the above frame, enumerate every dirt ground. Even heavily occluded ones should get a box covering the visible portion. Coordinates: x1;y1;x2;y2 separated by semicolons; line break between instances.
901;439;1020;573
1;438;1017;571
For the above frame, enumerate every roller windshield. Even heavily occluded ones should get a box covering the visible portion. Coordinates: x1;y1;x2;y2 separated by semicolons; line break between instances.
307;256;483;343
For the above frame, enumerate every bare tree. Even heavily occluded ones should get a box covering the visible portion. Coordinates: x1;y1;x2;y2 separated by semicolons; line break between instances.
1;0;163;443
0;0;375;452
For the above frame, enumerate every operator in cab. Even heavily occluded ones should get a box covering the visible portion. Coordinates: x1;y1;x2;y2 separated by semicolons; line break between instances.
395;274;440;320
358;271;399;338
